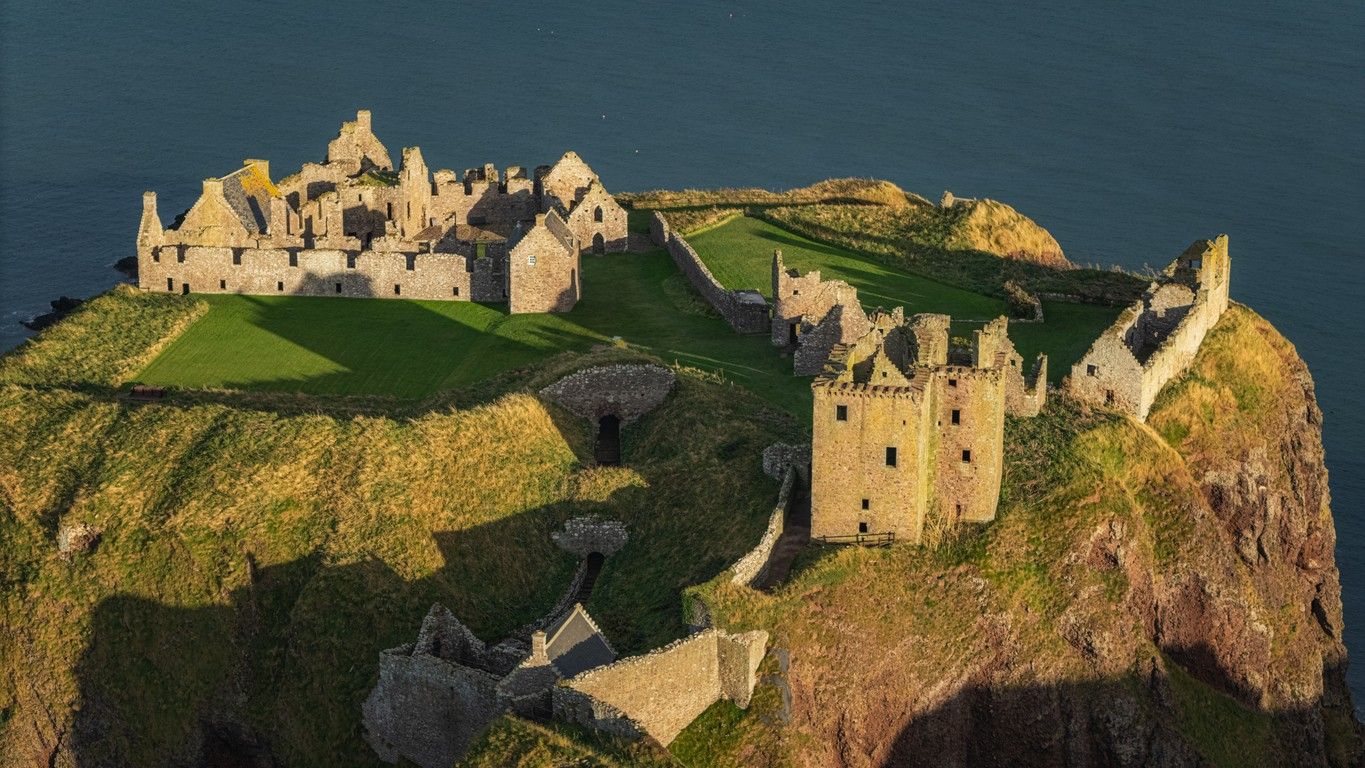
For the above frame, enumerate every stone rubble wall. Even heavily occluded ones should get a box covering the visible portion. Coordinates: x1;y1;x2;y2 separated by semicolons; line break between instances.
655;213;769;335
539;364;677;424
551;516;629;558
140;244;503;302
729;466;796;587
551;628;769;746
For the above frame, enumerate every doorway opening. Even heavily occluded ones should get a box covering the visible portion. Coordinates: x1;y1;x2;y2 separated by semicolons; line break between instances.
595;414;621;466
592;233;605;254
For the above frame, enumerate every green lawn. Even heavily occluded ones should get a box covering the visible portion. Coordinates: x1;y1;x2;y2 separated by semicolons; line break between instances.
138;252;814;416
686;215;1008;319
137;217;1120;410
686;216;1120;383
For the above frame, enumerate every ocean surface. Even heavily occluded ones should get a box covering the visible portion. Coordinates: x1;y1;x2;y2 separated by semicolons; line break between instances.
2;1;1362;710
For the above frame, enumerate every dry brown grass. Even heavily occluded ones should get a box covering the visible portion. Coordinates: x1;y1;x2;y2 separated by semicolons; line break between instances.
619;178;914;210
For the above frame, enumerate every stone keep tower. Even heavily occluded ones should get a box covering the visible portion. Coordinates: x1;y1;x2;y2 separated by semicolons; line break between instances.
810;312;1046;544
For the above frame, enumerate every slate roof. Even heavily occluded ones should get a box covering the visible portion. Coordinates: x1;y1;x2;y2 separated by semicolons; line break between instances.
544;604;615;678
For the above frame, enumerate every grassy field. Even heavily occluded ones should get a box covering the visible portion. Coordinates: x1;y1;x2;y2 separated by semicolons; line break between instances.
137;252;815;416
686;216;1120;383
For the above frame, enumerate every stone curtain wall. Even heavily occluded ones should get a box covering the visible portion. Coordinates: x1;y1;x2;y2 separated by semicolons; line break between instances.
1069;236;1230;420
729;466;795;587
539;364;676;424
551;628;768;745
551;516;629;558
141;245;504;302
649;210;670;246
362;652;502;768
655;213;769;335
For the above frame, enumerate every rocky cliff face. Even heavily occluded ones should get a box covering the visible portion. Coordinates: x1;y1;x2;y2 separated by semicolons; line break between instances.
701;305;1361;768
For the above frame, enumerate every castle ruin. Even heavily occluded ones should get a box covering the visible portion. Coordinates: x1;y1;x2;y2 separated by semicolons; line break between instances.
1067;236;1230;420
770;249;871;374
809;311;1046;544
136;110;630;313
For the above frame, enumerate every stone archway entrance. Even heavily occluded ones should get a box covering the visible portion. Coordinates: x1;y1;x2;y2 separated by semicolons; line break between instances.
595;415;621;466
592;233;605;254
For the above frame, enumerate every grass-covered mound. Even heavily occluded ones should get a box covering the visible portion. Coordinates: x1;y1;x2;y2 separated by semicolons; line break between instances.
0;295;801;766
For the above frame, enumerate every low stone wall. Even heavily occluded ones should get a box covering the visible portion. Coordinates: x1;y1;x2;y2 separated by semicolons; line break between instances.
656;213;769;335
552;516;628;558
540;364;676;424
730;468;795;587
552;628;768;746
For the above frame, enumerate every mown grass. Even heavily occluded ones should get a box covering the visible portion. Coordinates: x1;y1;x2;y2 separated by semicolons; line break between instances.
686;216;1122;383
0;297;799;765
134;251;815;417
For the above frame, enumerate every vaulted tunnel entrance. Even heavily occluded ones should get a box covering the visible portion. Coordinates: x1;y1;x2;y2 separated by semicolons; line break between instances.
594;415;621;466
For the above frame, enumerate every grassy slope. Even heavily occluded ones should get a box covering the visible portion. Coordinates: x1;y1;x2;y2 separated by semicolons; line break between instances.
0;293;799;767
466;305;1341;766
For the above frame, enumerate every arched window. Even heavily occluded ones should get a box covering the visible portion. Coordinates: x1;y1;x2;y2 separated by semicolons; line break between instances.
593;205;603;222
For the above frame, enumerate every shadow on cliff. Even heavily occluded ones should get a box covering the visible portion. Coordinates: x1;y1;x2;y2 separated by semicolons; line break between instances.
875;658;1362;768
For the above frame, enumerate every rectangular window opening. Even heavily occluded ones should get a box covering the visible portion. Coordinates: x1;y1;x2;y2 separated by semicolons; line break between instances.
951;409;961;425
948;378;957;388
1087;364;1099;377
858;522;868;533
346;254;356;269
885;447;897;467
861;498;870;510
289;252;298;267
218;279;226;290
962;449;972;463
453;286;460;296
836;404;848;421
277;281;284;292
394;284;401;296
166;277;173;291
335;283;342;294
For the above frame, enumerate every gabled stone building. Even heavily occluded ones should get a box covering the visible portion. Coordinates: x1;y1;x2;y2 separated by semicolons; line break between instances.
770;250;871;374
1068;236;1230;420
136;110;630;313
810;311;1046;544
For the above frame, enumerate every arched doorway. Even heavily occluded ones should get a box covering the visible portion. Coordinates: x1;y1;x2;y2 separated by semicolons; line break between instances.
592;233;605;254
595;414;621;466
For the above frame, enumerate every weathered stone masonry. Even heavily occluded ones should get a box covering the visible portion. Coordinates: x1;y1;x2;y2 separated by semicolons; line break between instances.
650;211;770;334
137;110;630;313
809;310;1046;544
1067;236;1230;420
770;249;871;374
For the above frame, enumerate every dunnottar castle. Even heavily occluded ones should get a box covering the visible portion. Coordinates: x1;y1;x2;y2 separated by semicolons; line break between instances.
130;116;1232;764
136;110;629;313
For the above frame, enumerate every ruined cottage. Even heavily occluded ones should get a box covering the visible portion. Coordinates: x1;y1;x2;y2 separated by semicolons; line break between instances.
810;311;1046;544
136;110;630;313
1068;236;1230;420
770;249;871;374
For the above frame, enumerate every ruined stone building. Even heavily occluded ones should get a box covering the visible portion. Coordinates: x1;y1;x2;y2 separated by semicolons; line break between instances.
136;110;630;313
770;249;871;374
1068;236;1230;420
810;311;1046;544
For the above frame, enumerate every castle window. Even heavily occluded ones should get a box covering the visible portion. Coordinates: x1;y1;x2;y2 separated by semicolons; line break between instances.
394;284;401;295
289;252;298;268
528;253;537;266
885;447;897;467
962;449;972;463
152;250;160;263
948;378;957;387
219;279;226;290
277;281;284;292
406;254;416;271
177;250;185;263
861;498;870;510
859;522;868;533
836;404;848;421
346;254;356;269
792;289;800;295
453;286;460;296
232;250;241;265
386;203;393;219
594;205;604;222
335;283;342;294
166;277;173;291
951;409;961;425
1087;364;1099;377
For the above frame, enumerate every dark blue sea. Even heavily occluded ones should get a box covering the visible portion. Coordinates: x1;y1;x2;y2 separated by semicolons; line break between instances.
2;1;1362;711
